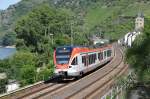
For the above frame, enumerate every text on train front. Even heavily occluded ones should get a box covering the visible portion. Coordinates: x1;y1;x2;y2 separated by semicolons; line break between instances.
56;47;72;65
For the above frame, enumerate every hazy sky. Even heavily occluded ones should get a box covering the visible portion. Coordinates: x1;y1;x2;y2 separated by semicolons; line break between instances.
0;0;21;10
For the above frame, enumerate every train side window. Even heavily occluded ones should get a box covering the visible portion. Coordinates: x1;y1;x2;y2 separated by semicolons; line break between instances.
82;56;86;65
98;53;100;60
101;52;103;60
88;54;96;65
71;57;78;65
107;50;112;57
104;51;107;58
98;52;103;60
89;55;91;65
94;54;96;62
89;54;92;65
91;54;94;64
82;56;84;63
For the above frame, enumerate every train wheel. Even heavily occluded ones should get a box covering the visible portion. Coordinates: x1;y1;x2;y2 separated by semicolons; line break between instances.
80;72;84;77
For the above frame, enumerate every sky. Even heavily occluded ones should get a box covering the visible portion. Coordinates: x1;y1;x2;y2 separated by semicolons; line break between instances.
0;0;21;10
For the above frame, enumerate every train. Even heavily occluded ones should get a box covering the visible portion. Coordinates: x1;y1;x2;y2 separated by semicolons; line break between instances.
118;31;141;47
53;44;114;78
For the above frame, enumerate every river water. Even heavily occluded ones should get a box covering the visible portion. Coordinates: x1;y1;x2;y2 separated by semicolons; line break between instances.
0;47;16;60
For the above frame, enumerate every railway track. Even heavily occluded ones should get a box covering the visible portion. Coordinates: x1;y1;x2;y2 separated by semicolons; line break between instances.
0;43;126;99
0;77;73;99
28;43;125;99
41;43;125;99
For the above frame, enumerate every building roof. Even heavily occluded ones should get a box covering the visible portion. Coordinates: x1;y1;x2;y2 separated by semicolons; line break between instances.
137;12;144;18
0;73;7;79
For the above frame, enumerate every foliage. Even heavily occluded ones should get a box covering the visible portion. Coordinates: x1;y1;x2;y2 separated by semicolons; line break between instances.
1;0;150;88
37;66;53;81
8;51;37;86
2;32;16;46
0;79;7;93
15;4;71;53
126;18;150;84
1;0;150;44
0;59;11;73
142;69;150;84
20;64;36;86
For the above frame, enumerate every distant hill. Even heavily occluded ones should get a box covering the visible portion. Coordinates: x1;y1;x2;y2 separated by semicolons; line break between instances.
0;0;150;44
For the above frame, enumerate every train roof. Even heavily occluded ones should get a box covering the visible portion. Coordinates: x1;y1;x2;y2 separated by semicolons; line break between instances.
56;45;87;49
56;44;111;50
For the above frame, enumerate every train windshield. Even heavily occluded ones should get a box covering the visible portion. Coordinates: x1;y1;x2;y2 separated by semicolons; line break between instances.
56;47;72;64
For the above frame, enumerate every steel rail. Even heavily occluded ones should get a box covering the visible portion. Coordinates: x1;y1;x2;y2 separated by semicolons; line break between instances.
35;44;124;99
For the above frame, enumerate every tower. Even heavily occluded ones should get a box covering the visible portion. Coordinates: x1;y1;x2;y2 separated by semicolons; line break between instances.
135;12;144;31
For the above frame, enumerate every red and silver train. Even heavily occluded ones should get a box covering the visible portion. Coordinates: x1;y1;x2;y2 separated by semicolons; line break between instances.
53;44;114;78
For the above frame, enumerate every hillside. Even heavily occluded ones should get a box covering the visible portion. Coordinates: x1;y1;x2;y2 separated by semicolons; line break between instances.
0;0;150;45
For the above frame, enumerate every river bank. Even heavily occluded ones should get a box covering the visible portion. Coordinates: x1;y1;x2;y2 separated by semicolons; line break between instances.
0;45;16;48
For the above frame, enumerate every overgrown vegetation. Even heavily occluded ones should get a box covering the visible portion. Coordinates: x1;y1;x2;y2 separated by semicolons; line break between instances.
0;4;89;88
1;0;150;92
126;18;150;85
1;0;150;46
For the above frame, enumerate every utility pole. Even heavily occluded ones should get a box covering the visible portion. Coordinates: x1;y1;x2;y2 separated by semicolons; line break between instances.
49;33;54;45
45;27;47;37
71;21;74;46
47;25;54;45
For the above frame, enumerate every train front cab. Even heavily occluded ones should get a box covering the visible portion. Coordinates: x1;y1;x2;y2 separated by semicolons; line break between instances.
55;56;82;77
54;46;72;77
67;55;83;77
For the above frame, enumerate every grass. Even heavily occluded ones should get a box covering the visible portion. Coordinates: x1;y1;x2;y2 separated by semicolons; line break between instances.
83;1;150;40
1;0;150;40
85;6;121;29
123;2;150;16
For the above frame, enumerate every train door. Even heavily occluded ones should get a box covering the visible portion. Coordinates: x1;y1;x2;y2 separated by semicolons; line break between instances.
98;52;103;62
81;54;88;71
77;55;83;71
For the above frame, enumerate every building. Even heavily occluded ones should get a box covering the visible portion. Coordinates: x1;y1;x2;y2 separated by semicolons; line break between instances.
0;73;7;80
118;12;144;47
135;12;144;31
6;80;20;92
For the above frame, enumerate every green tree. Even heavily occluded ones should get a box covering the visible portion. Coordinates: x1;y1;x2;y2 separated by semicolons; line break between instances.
126;18;150;84
37;67;53;81
2;33;16;46
15;4;71;53
20;64;36;86
9;51;37;82
0;78;7;94
0;59;11;73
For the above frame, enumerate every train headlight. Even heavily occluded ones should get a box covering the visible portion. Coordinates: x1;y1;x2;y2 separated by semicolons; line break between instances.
69;66;72;68
55;66;58;69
